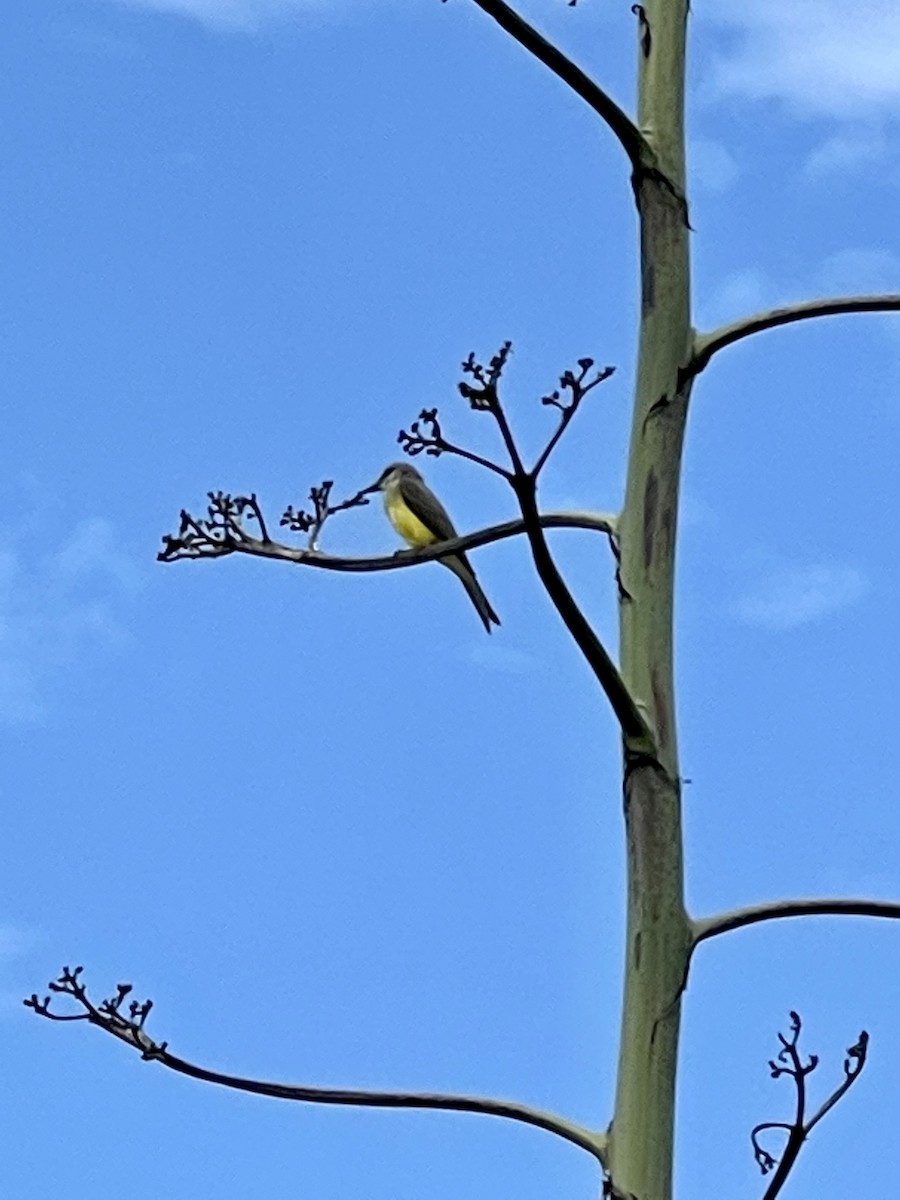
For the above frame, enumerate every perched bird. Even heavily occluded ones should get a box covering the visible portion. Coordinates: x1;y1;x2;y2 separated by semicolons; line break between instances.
373;462;501;634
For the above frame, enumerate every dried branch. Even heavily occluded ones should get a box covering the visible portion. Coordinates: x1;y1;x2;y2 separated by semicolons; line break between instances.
458;340;526;476
456;0;650;173
398;408;511;480
750;1011;868;1200
691;897;900;947
159;507;617;570
25;967;608;1165
443;343;655;755
687;294;900;379
281;480;375;551
163;491;272;560
805;1031;869;1136
533;358;615;478
157;340;643;748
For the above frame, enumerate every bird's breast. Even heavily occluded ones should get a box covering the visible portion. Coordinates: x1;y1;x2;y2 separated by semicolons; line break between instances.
384;483;438;548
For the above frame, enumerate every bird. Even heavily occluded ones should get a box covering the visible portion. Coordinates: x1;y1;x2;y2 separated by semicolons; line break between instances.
372;462;501;634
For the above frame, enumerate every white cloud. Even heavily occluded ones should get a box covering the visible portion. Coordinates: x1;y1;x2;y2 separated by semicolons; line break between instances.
710;0;900;120
707;1;900;120
733;561;868;631
0;514;139;725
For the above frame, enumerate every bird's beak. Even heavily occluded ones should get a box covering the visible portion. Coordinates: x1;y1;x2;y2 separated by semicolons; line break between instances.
364;470;389;493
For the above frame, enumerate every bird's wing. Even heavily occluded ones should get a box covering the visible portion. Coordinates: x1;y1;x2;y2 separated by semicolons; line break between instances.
398;472;459;541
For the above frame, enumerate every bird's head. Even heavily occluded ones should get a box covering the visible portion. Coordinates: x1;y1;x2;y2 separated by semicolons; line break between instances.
371;462;423;491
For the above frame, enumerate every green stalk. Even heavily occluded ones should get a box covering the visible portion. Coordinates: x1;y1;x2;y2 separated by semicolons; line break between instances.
607;3;693;1198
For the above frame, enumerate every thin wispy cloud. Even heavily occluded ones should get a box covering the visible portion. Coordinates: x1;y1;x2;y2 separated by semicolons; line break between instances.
690;137;741;195
0;924;32;959
804;127;894;181
708;1;900;121
0;513;139;725
817;250;900;358
101;0;341;31
696;266;775;329
0;923;37;1018
733;561;869;631
678;491;718;532
698;248;900;332
51;19;140;56
816;248;900;295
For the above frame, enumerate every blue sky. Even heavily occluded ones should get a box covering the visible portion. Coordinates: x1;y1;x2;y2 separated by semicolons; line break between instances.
3;1;899;1197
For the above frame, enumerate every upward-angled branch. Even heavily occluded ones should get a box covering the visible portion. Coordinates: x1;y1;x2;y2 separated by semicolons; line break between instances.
750;1012;869;1200
533;360;616;479
688;294;900;378
444;343;656;754
514;481;654;752
462;0;650;172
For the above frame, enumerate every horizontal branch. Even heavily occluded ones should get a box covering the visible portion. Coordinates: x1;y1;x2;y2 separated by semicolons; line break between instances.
141;1051;607;1160
688;294;900;377
25;968;607;1164
465;0;648;171
160;509;617;572
692;897;900;946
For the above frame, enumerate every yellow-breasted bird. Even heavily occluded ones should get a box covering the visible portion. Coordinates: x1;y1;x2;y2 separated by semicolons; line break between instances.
373;462;501;634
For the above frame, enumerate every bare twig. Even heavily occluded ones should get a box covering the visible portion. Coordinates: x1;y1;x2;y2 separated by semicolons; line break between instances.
533;358;615;478
750;1012;868;1200
281;481;374;552
398;408;511;480
165;491;271;557
805;1031;869;1136
687;294;900;379
25;967;608;1165
691;897;900;947
456;0;650;173
458;340;526;477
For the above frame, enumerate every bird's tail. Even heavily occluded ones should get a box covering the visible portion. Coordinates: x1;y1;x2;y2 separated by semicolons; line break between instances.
442;554;501;634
